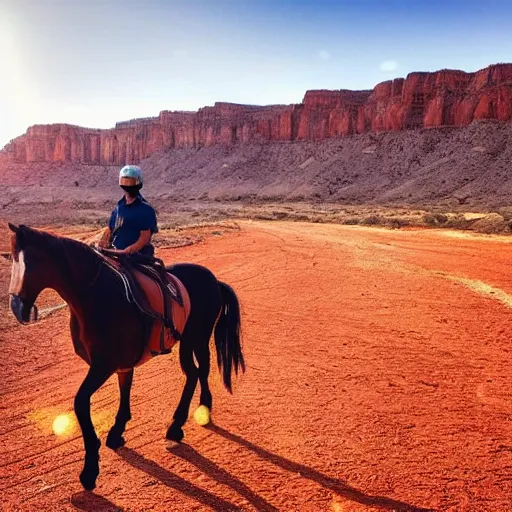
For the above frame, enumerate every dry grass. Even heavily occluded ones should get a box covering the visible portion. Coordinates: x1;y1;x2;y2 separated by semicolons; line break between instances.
232;203;512;234
3;200;512;239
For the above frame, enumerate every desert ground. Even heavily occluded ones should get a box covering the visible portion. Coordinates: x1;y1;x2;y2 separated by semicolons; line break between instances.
1;219;511;511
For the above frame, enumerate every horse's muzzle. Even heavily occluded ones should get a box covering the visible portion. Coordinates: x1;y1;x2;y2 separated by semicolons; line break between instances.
10;295;38;324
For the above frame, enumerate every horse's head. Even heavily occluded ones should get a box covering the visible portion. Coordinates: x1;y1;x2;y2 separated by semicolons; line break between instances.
7;223;55;324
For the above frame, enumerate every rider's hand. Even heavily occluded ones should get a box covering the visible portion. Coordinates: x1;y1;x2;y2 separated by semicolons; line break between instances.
106;248;129;255
117;246;136;255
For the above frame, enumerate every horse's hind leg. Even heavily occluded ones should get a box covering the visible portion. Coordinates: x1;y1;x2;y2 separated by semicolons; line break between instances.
194;341;212;424
166;341;198;443
74;364;113;490
106;369;134;450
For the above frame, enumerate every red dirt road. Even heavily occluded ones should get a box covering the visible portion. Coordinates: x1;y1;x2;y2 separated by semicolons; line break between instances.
1;221;511;511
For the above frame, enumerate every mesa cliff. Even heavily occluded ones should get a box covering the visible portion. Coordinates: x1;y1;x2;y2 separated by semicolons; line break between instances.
2;63;511;165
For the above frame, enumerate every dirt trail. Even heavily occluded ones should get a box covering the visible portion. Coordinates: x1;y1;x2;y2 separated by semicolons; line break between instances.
1;221;511;511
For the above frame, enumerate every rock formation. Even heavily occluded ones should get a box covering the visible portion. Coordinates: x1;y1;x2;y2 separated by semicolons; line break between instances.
2;63;511;165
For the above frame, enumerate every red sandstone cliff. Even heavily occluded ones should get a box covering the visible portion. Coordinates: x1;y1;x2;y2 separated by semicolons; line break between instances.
2;63;511;165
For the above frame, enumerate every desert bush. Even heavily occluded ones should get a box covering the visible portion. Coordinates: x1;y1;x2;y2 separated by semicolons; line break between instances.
253;213;274;221
496;207;512;221
388;218;411;229
444;214;472;230
290;213;313;222
361;215;384;226
272;211;290;220
341;217;360;225
423;213;448;226
471;213;508;234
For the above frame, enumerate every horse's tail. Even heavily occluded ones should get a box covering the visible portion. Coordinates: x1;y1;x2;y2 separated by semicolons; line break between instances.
214;281;245;393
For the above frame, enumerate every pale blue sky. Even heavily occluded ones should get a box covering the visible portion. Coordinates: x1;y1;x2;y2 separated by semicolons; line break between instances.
1;0;511;147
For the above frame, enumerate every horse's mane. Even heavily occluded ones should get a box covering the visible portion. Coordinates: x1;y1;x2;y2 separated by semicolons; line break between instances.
18;225;102;267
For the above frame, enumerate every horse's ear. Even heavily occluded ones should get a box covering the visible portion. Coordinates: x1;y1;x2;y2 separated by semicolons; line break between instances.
8;223;25;251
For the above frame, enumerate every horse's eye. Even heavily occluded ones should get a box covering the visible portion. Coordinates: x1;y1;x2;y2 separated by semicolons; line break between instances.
1;253;12;262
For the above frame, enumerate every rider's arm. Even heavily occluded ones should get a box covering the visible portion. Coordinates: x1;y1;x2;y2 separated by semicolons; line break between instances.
123;229;152;254
98;207;117;248
97;227;111;248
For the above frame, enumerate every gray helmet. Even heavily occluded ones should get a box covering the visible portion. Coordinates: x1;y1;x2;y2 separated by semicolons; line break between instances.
119;165;143;186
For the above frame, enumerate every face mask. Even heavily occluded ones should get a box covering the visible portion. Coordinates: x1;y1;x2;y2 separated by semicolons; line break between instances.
121;185;141;198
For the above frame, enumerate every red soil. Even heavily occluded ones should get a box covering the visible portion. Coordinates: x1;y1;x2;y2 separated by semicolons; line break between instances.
1;221;511;511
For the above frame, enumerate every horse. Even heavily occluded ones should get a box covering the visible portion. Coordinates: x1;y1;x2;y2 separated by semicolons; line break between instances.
6;223;245;490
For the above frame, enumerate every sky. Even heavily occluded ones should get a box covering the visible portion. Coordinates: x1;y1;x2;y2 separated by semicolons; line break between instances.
1;0;511;147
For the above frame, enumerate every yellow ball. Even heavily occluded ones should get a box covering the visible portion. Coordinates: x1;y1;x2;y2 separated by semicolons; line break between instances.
52;414;72;436
193;405;211;426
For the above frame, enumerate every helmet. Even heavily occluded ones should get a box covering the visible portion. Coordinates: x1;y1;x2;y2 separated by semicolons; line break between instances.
119;165;143;187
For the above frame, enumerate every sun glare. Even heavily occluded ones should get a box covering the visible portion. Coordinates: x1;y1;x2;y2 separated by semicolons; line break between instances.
52;414;74;436
0;16;19;92
0;11;44;147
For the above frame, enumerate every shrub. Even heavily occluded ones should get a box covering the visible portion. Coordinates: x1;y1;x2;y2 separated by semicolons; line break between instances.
423;213;448;226
388;218;410;229
342;217;360;225
471;213;507;234
361;215;383;226
445;214;472;230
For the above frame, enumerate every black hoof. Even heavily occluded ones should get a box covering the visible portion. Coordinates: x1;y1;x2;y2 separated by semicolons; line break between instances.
106;432;126;450
166;424;184;443
79;469;97;491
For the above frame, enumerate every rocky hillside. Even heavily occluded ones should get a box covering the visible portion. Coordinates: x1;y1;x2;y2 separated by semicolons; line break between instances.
3;120;511;209
1;64;511;166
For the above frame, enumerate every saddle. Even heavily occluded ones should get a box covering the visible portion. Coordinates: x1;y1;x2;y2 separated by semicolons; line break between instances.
98;250;191;367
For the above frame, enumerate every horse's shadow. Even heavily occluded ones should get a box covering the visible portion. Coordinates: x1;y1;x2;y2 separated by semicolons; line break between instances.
117;424;432;512
168;443;278;511
71;491;123;511
205;424;434;512
116;446;240;511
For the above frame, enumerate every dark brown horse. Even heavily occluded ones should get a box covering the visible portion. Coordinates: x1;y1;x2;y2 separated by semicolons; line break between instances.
7;223;245;490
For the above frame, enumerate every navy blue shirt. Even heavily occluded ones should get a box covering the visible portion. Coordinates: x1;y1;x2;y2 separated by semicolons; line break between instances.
108;194;158;254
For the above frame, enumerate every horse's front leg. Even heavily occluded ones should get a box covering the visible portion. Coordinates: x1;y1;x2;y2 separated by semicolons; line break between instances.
106;369;134;450
74;365;113;490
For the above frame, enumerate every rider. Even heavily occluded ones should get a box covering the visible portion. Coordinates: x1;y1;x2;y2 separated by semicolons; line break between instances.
98;165;158;257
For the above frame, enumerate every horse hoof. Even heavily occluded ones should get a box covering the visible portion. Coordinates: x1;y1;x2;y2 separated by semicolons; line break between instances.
193;405;211;426
166;424;184;443
165;439;180;451
79;470;97;491
106;433;126;451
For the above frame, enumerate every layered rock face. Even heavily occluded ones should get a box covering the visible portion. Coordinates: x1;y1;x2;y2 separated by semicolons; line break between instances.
2;63;511;165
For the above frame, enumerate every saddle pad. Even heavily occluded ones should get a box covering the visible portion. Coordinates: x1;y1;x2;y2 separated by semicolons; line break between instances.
132;270;191;367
